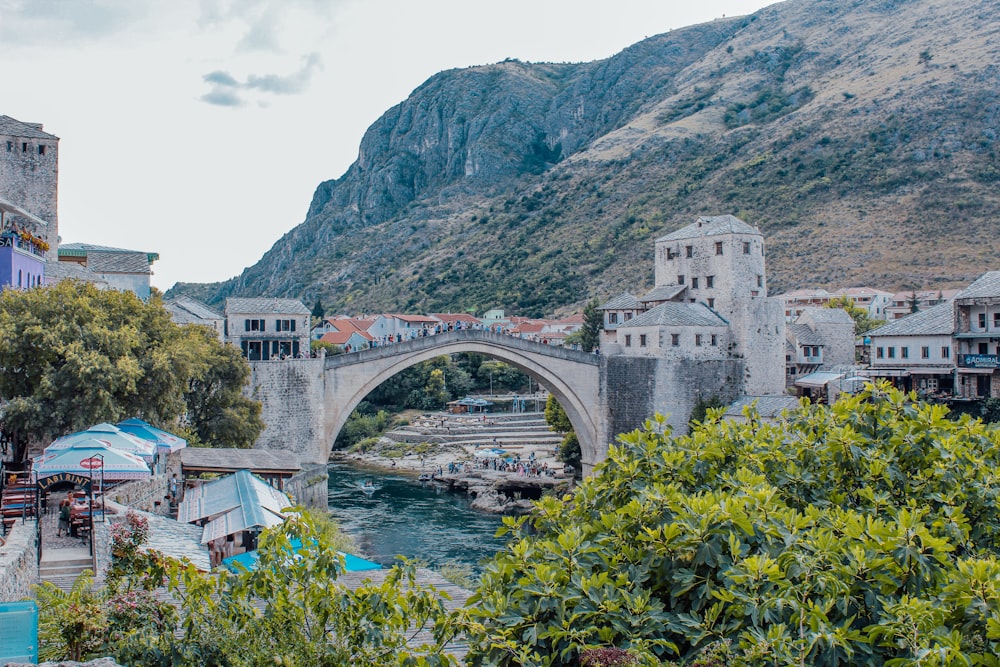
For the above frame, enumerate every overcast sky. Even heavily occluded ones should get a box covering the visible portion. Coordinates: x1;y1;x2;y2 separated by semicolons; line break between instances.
1;0;777;290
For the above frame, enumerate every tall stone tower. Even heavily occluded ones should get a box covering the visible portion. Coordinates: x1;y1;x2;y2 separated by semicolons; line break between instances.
653;215;786;395
0;116;59;260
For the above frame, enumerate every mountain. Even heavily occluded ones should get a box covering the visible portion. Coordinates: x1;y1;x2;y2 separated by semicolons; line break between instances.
171;0;1000;317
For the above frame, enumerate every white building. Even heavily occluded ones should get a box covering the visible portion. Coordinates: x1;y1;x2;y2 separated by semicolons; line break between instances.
953;272;1000;400
867;302;956;397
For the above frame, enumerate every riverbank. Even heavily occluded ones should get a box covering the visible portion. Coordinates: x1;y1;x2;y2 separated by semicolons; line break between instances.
330;410;575;513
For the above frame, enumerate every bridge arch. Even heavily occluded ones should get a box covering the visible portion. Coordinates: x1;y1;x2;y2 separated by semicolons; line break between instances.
321;331;604;469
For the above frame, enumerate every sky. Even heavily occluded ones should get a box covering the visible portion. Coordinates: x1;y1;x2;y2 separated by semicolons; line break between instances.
1;0;777;291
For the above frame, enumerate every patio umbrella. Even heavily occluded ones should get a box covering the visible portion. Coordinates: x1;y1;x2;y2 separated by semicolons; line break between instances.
117;418;187;454
32;440;152;481
47;423;156;463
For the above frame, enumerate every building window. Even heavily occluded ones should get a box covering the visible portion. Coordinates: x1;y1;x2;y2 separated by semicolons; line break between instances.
639;334;647;347
624;312;633;321
707;298;715;308
979;342;989;354
275;319;297;332
21;142;27;152
942;346;950;359
671;333;680;346
888;347;896;358
757;275;763;288
980;313;987;329
245;318;265;331
6;141;11;152
995;312;1000;327
921;346;930;359
685;245;693;258
706;275;714;288
695;334;703;346
751;290;759;297
743;241;750;254
691;277;699;289
609;312;618;324
901;346;909;359
678;275;685;285
876;347;884;359
624;335;631;347
711;334;718;345
715;241;723;255
38;145;45;155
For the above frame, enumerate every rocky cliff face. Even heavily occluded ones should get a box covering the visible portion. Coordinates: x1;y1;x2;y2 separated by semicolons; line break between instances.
173;0;1000;316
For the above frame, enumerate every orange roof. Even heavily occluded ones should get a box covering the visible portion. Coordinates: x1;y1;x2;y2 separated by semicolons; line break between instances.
319;331;354;345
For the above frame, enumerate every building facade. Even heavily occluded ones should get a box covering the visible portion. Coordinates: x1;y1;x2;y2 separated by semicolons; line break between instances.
0;116;58;260
225;298;311;360
953;272;1000;400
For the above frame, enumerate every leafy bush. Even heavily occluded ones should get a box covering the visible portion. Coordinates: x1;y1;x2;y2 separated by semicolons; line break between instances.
465;383;1000;665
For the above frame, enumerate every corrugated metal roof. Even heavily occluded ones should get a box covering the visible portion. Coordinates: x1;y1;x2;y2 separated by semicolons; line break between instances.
656;215;759;242
58;242;159;263
956;271;1000;300
0;115;59;140
599;292;641;310
177;469;292;543
225;297;310;315
45;260;109;287
640;284;686;303
794;371;845;388
867;302;955;337
179;448;301;474
619;302;727;328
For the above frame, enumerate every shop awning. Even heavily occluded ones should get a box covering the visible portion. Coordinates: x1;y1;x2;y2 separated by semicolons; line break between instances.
793;371;844;389
862;368;910;377
958;367;996;374
907;367;956;375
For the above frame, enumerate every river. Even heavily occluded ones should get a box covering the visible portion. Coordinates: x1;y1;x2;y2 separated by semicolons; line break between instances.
326;462;509;572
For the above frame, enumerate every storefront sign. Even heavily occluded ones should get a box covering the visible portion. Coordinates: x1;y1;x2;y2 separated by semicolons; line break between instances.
960;354;1000;369
36;472;92;492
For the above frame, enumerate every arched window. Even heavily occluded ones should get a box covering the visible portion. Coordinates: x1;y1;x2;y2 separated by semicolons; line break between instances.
18;269;22;288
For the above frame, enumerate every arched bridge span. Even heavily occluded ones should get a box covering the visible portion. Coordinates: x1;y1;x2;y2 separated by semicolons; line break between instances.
321;330;604;467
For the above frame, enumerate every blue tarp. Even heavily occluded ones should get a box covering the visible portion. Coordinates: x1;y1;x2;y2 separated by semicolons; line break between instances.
222;538;381;573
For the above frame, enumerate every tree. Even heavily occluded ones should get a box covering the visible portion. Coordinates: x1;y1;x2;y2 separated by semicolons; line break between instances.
0;281;262;459
580;297;603;352
113;512;460;666
311;297;325;321
825;295;885;335
909;289;921;313
545;394;580;471
466;384;1000;665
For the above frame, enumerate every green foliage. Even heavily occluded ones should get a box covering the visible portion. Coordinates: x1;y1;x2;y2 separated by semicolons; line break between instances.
311;297;325;320
825;295;886;336
34;570;107;662
544;394;573;434
981;397;1000;424
559;431;581;473
311;338;339;355
465;384;1000;665
115;512;460;666
688;395;726;427
335;410;400;450
0;281;262;458
580;297;603;353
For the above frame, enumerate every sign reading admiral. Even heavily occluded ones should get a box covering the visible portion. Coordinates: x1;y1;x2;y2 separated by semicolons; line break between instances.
36;473;92;492
961;354;1000;369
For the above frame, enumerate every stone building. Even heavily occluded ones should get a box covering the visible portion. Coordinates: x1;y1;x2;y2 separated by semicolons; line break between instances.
0;115;58;260
164;295;225;341
225;297;311;360
867;301;956;397
57;242;159;300
609;215;786;397
953;271;1000;399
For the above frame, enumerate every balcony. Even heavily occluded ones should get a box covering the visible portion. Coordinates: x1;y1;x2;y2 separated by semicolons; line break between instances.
0;232;45;257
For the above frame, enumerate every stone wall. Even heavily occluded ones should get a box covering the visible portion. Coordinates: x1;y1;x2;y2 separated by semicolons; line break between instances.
107;475;170;515
0;519;38;602
0;123;59;259
247;358;326;461
284;463;329;509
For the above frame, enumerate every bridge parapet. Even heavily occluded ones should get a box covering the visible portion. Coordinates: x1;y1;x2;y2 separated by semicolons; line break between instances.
324;330;601;369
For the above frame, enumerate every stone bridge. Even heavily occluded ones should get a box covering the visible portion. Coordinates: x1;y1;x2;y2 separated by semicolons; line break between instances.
248;330;744;475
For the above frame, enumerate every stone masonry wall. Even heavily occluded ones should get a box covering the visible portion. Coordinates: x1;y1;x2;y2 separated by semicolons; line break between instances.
0;519;38;602
248;358;326;463
602;355;658;454
284;463;329;509
108;475;170;515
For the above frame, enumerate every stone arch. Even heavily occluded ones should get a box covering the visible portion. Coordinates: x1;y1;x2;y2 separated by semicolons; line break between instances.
321;333;603;468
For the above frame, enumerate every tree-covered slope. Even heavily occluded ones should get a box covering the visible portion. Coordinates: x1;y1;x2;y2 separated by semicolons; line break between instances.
172;0;1000;317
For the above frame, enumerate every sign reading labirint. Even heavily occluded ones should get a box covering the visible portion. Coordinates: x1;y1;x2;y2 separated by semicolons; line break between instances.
36;472;92;492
